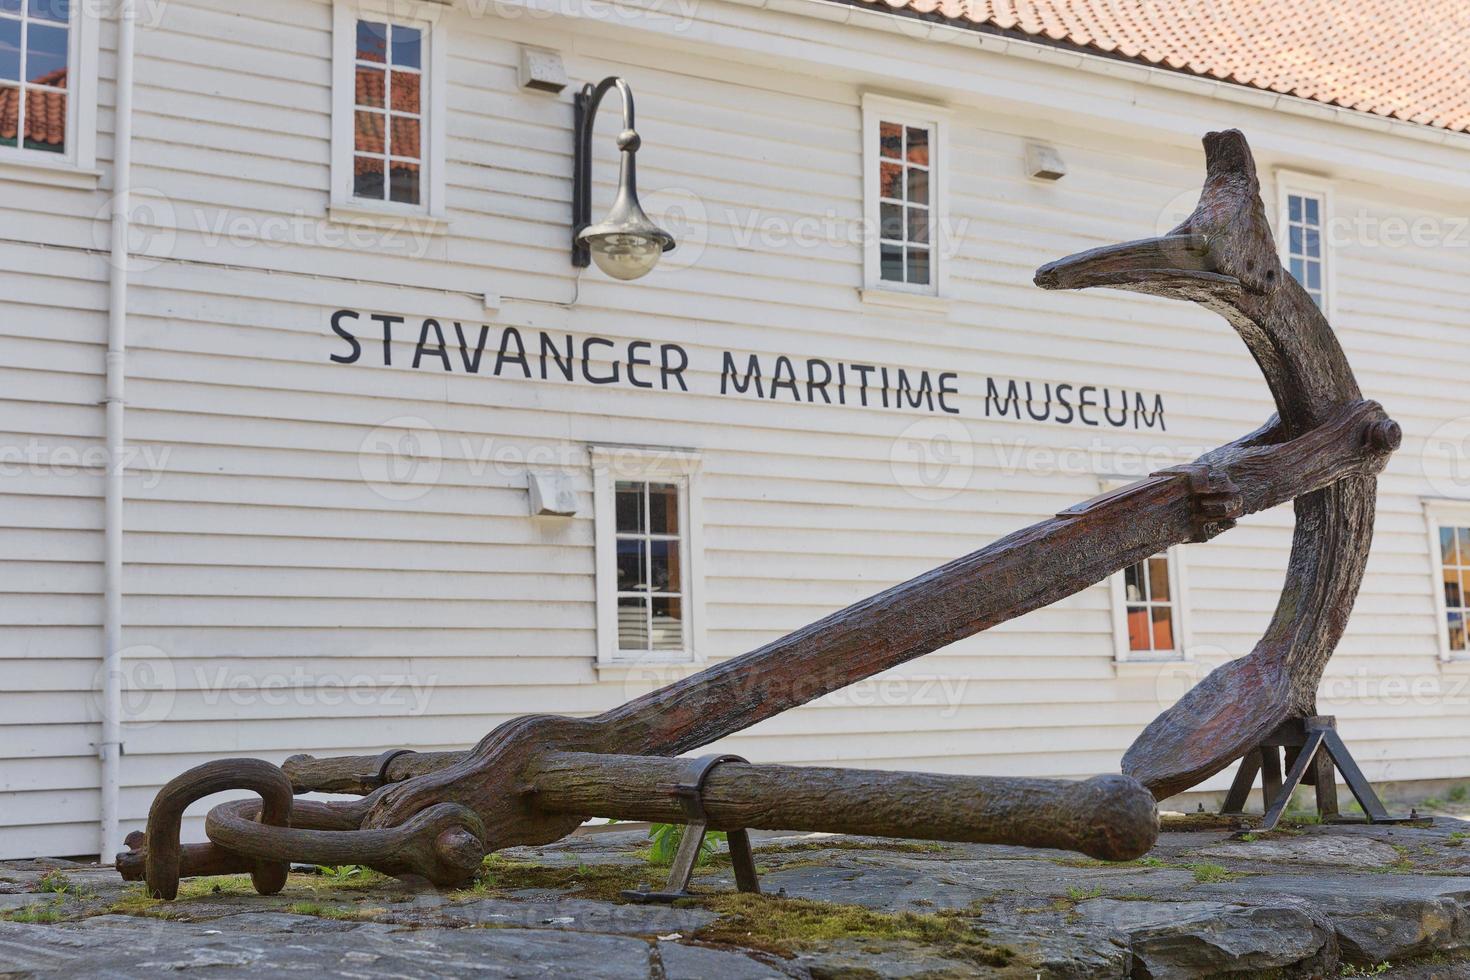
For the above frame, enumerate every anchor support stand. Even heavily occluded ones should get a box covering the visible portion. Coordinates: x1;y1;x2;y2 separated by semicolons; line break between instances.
621;754;761;903
1219;716;1425;831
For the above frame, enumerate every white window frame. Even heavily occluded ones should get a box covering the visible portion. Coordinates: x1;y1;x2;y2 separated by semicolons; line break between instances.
591;445;705;666
1425;501;1470;663
1109;544;1192;664
1275;171;1334;318
861;93;950;307
330;0;447;228
0;0;100;187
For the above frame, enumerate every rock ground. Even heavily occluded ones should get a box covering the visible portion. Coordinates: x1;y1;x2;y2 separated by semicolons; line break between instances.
3;816;1470;978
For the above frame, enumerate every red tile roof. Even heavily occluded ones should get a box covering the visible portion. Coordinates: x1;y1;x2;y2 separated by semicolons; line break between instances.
852;0;1470;133
0;70;67;149
353;66;420;175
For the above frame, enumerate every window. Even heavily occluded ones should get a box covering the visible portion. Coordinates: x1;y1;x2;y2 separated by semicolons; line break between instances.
0;0;99;177
1110;549;1190;662
1276;173;1332;314
352;20;423;205
1427;504;1470;661
331;1;446;223
592;447;704;665
862;94;948;303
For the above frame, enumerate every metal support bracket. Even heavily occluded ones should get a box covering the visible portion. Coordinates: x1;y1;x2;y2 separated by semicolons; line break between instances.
1219;716;1426;831
1153;463;1244;542
621;753;761;903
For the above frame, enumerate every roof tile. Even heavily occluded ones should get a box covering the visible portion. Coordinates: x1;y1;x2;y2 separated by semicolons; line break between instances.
852;0;1470;133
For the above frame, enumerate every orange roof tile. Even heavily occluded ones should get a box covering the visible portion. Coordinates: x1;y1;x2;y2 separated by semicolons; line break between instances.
850;0;1470;134
0;69;67;149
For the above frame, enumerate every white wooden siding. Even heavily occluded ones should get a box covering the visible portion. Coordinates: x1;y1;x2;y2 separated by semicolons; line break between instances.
2;0;1468;858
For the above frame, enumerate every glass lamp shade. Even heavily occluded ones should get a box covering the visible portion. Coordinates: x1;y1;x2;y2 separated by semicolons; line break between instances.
584;231;664;281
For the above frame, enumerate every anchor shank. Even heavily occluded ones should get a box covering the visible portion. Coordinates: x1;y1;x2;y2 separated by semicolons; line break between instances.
595;401;1391;759
530;751;1158;862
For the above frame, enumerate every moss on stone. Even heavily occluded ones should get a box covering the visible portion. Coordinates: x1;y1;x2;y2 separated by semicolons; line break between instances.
688;892;1012;967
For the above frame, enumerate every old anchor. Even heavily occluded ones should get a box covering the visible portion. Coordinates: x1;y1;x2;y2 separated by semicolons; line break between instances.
119;130;1401;900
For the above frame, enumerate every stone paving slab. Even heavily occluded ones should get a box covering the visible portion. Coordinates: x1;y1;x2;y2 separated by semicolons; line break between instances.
5;817;1470;978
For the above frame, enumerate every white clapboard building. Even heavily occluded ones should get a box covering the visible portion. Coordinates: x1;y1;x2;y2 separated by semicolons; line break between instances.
3;0;1470;859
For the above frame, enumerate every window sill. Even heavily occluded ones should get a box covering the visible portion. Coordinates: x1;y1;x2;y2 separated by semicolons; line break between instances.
859;287;951;316
1113;657;1191;674
0;156;102;190
327;203;449;234
1439;656;1470;674
594;658;701;680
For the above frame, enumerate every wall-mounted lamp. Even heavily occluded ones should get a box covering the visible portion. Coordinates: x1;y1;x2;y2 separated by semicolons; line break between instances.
572;77;675;281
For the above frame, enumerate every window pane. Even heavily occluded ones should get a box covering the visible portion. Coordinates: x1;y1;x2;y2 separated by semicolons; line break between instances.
1127;606;1151;651
906;126;928;165
880;243;902;282
1124;562;1145;603
615;483;644;533
879;121;901;160
1451;612;1466;652
1147;556;1170;602
1288;195;1302;222
1458;527;1470;563
906;207;928;244
0;0;21;13
648;483;679;535
880;202;902;241
1304;228;1320;258
1289;226;1302;254
390;25;421;69
906;247;929;285
354;110;384;154
1289;257;1305;282
618;596;649;651
0;85;15;146
391;115;420;159
1151;606;1175;650
387;164;418;204
356;20;388;63
1442;527;1458;565
906;167;929;206
650;539;680;593
1446;568;1463;609
651;596;683;651
0;18;18;81
1304;197;1319;224
616;538;646;591
353;155;384;200
25;22;66;85
23;86;62;151
391;69;420;113
355;66;385;108
880;161;902;200
28;0;68;21
1306;263;1320;290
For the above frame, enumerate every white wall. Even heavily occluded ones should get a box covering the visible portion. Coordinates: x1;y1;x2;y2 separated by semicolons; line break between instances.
2;0;1469;859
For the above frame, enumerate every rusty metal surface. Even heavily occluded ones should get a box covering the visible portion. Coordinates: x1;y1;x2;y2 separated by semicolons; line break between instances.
121;130;1392;900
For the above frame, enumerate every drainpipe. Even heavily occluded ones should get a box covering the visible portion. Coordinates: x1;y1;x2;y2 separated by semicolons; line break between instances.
101;0;137;862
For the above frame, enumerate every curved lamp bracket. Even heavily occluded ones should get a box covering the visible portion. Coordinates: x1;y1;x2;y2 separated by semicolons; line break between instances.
571;77;675;271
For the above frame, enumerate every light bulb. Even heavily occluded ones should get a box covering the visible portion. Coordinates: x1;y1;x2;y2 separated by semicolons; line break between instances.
587;232;663;281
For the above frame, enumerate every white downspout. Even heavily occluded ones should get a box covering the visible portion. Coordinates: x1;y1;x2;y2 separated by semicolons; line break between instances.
101;0;137;862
